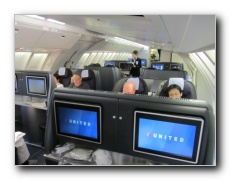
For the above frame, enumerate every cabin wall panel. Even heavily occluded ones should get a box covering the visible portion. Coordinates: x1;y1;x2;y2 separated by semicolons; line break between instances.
97;53;108;66
196;71;213;110
15;52;32;70
51;40;95;73
189;52;216;113
91;53;103;64
172;52;215;113
172;53;191;73
42;50;62;71
26;53;48;71
160;50;171;62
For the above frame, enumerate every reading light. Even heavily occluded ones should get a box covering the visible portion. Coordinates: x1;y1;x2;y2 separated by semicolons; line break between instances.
47;19;66;25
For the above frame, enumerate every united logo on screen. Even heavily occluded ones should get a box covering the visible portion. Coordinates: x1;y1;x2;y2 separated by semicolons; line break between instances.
147;132;185;142
138;118;197;158
54;101;102;144
57;107;98;139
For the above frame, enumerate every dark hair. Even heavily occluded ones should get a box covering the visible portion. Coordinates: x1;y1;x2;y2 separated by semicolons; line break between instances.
73;71;82;78
132;50;138;55
53;74;60;81
167;84;182;96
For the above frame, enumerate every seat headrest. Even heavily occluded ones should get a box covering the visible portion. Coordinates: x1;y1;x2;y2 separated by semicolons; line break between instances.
127;78;139;90
168;78;184;90
58;67;72;77
81;70;92;80
159;78;194;99
58;67;67;76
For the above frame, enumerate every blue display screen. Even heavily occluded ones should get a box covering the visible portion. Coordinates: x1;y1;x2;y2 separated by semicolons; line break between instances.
134;111;203;163
55;101;101;143
152;64;164;70
138;118;196;158
170;64;183;70
105;62;115;66
141;59;147;66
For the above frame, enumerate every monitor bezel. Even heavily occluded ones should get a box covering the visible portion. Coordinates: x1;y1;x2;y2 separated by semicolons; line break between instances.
119;62;131;71
54;100;102;144
133;110;204;164
26;75;47;96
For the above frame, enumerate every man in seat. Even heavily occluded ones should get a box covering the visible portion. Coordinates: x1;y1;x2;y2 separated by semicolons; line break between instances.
68;71;90;89
167;84;183;99
123;81;136;94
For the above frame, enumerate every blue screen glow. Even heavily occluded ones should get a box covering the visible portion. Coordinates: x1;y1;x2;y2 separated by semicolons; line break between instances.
57;107;98;139
141;60;147;66
152;64;164;70
105;62;115;66
138;118;196;158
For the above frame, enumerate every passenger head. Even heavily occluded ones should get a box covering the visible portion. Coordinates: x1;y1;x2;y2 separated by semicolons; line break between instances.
96;63;101;67
72;71;82;87
132;50;138;59
167;84;183;99
53;74;60;84
123;81;136;94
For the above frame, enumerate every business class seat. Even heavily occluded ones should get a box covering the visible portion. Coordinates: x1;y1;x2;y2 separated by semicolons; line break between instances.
143;79;167;96
158;78;197;99
56;67;73;87
80;69;96;90
84;66;121;91
113;77;148;95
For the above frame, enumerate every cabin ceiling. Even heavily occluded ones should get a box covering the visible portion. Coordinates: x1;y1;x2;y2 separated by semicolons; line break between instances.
40;15;215;53
15;15;215;53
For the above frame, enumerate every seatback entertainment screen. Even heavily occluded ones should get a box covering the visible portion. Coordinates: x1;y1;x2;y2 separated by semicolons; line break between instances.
54;101;102;144
152;64;164;70
26;76;47;96
133;111;204;164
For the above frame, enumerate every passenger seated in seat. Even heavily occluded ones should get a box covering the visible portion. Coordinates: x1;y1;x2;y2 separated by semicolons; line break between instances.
167;84;183;99
53;74;64;88
123;82;136;94
69;71;90;89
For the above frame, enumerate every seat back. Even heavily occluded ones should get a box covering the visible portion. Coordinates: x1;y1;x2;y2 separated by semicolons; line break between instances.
80;69;96;90
113;77;148;95
159;78;197;99
143;79;166;96
56;67;73;87
85;66;121;91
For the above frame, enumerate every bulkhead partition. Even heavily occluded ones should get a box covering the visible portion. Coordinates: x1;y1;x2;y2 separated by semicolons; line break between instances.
141;69;188;80
15;70;57;147
15;70;56;100
151;62;184;71
45;88;215;165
